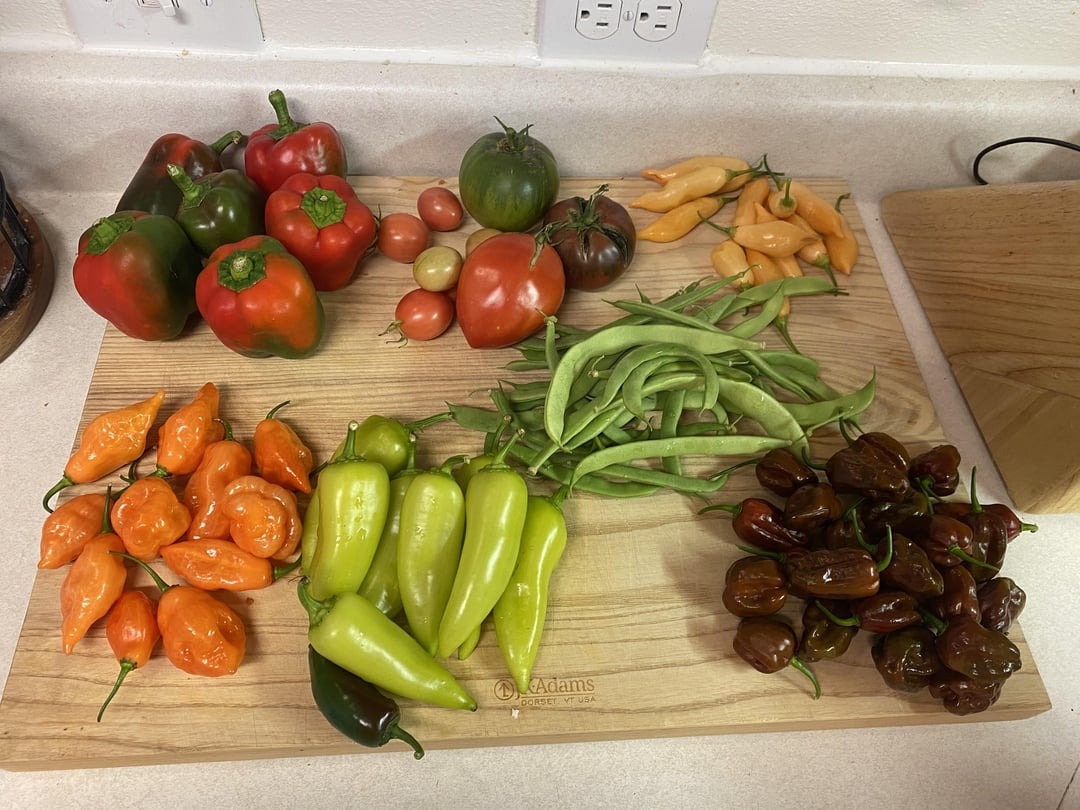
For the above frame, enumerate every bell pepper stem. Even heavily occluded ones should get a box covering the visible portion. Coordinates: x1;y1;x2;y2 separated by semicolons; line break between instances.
166;163;207;207
42;475;74;512
208;130;243;155
789;655;821;699
267;89;302;140
300;187;347;228
97;659;136;722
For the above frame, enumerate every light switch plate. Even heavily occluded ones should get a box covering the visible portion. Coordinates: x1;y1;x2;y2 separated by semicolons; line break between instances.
64;0;263;53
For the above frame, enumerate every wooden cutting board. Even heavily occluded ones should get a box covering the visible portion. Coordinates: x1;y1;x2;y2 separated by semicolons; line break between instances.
0;177;1049;771
881;180;1080;514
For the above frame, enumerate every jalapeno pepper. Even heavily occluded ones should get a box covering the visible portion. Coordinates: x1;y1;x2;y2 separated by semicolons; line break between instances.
308;645;424;759
437;433;529;659
298;580;476;711
493;488;569;694
305;421;391;601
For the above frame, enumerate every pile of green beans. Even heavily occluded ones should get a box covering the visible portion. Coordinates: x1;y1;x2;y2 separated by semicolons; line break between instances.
448;275;875;499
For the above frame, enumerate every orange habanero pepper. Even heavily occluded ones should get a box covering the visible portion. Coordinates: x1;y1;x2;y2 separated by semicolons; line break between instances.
220;475;303;559
154;382;226;477
111;476;192;561
60;492;128;655
123;554;246;677
43;389;165;512
38;491;109;569
182;420;253;542
97;589;160;722
161;537;298;591
253;401;315;494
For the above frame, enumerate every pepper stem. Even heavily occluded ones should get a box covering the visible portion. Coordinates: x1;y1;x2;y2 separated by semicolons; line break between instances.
813;599;858;628
85;213;135;255
389;722;425;760
166;163;207;208
789;655;822;699
550;484;571;510
875;525;895;571
697;502;739;516
300;187;347;229
97;660;136;723
110;551;173;594
208;130;243;155
491;428;524;468
267;89;302;140
272;557;303;582
336;421;362;462
403;411;454;433
949;544;999;571
266;400;291;420
42;474;74;512
297;578;331;627
968;466;984;513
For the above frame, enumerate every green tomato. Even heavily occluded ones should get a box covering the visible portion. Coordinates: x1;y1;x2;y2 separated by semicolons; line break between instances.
458;117;559;232
412;245;463;292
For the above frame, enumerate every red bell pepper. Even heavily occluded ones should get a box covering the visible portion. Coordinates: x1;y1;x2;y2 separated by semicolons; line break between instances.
264;173;377;291
196;235;325;359
116;131;243;216
244;89;348;196
73;212;202;341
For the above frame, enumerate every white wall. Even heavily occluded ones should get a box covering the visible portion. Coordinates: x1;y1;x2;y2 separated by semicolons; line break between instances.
2;1;1078;74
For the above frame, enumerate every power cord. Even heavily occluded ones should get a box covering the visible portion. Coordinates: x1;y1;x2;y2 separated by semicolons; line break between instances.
971;135;1080;184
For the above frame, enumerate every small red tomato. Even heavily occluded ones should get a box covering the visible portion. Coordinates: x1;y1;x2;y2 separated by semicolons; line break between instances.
417;187;464;232
394;288;454;341
377;213;430;263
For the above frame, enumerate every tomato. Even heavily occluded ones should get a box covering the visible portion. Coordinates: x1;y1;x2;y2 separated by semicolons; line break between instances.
465;227;502;255
542;185;637;291
455;232;565;349
412;245;463;292
393;288;454;341
417;187;464;232
458;118;559;232
378;212;430;263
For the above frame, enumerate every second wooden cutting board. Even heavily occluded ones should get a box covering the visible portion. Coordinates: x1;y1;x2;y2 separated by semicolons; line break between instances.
881;179;1080;514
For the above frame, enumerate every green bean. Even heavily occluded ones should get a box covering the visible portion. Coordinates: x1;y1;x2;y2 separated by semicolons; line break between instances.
759;350;822;378
594;342;682;413
566;353;617;407
781;373;876;428
712;377;810;456
545;325;763;442
606;300;725;332
737;350;814;402
543;316;560;374
448;402;504;433
568;434;790;490
504;358;550;373
726;286;787;340
623;365;714;423
504;379;553;407
660;389;687;476
504;444;662;498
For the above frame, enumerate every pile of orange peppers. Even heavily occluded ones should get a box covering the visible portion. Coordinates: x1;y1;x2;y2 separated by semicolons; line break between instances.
38;383;313;720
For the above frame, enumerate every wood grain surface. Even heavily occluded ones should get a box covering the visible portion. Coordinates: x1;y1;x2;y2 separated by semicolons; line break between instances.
881;180;1080;513
0;177;1050;771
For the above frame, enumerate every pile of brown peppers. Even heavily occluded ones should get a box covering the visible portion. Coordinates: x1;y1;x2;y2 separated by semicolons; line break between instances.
706;431;1036;715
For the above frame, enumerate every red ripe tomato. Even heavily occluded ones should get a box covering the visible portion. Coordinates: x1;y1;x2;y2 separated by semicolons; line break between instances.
417;187;464;232
394;288;454;341
378;213;430;263
455;232;565;349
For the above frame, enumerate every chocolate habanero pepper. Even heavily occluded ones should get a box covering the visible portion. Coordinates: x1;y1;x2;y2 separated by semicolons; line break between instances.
306;421;391;601
783;482;842;535
220;475;303;560
815;591;922;634
721;555;788;618
978;577;1026;635
97;589;160;722
785;545;887;601
925;564;981;623
154;382;226;478
733;616;821;699
936;614;1022;683
110;476;191;562
797;600;857;663
38;492;109;569
60;492;127;655
879;533;944;600
902;513;988;570
825;431;912;503
871;626;942;693
161;538;299;591
308;645;424;759
298;580;476;711
929;669;1004;716
182;419;253;541
700;497;810;554
397;455;467;654
43;389;165;512
908;443;961;498
437;433;530;659
119;553;246;677
755;447;818;498
196;235;325;359
167;163;266;258
493;487;570;694
245;89;348;196
253;401;315;495
265;172;378;291
73;212;202;341
116;130;242;216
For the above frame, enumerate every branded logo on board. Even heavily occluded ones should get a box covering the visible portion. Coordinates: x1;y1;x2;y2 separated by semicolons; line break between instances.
493;676;597;706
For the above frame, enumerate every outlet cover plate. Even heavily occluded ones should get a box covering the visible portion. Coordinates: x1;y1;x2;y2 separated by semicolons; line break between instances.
538;0;716;64
64;0;263;53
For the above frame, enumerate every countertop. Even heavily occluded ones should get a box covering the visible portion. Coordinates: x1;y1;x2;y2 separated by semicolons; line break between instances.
1;183;1077;809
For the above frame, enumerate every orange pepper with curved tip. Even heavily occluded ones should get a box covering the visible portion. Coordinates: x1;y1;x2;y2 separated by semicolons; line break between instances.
111;476;191;561
823;196;859;274
709;240;755;289
220;475;302;559
733;177;769;227
161;538;299;591
183;420;253;541
640;155;752;185
43;389;165;512
786;181;846;237
713;220;816;258
97;589;160;722
38;491;109;569
154;382;226;477
119;553;246;677
60;491;128;655
253;401;314;494
629;162;755;213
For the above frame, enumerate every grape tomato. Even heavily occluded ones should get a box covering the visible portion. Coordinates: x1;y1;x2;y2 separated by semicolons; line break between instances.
417;187;464;232
393;288;454;341
378;212;430;263
412;245;463;292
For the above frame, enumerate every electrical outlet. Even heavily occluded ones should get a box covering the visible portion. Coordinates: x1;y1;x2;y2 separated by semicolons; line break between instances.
538;0;716;63
63;0;263;53
634;0;681;42
575;0;622;41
